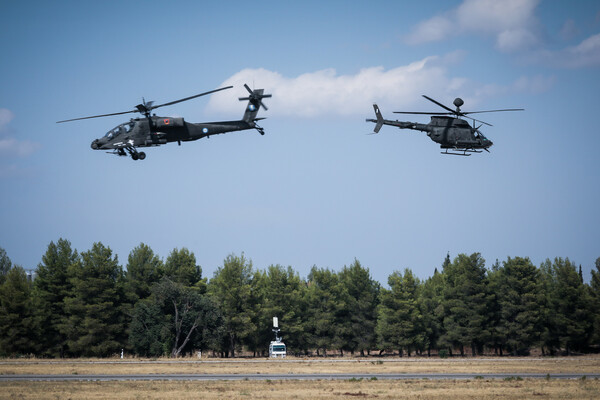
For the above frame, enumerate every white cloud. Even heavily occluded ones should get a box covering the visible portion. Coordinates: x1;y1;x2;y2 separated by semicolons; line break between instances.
475;75;555;98
0;109;41;158
208;58;551;119
496;28;539;53
0;138;41;157
405;0;541;53
532;33;600;68
208;58;466;118
0;109;15;132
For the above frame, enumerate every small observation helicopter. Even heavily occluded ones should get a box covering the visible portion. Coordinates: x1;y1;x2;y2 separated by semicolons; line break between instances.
366;96;523;156
57;84;271;160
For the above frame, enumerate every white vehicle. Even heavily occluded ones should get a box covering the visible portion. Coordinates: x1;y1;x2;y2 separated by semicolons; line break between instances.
269;317;286;358
269;341;286;358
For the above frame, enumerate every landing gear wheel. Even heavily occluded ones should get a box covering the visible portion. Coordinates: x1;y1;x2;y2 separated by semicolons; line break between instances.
138;152;146;160
131;152;139;160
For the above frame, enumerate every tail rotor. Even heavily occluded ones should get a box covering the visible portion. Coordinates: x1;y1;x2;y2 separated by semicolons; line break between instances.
239;84;272;111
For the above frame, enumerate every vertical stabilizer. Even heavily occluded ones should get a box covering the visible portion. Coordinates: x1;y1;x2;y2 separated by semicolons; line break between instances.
239;84;271;123
366;103;384;133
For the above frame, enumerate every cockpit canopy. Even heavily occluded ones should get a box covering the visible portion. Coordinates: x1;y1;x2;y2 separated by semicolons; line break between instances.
104;121;135;139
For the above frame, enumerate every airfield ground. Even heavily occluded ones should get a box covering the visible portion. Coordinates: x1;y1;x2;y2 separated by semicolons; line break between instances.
1;356;599;399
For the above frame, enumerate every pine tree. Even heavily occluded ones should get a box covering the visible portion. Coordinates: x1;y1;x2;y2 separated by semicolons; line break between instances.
552;257;592;354
590;257;600;346
129;277;223;357
0;266;38;355
418;267;444;356
438;253;490;356
125;243;163;302
304;266;340;356
164;248;202;288
207;253;255;357
252;265;308;355
376;268;423;356
338;259;379;356
61;242;128;357
494;257;543;355
33;239;78;357
539;259;560;355
0;247;11;285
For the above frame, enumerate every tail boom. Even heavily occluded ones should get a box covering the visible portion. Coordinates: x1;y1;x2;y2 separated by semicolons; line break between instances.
366;104;431;133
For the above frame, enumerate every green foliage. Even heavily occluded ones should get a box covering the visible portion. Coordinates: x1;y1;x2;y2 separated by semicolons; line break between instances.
61;242;128;357
129;299;170;357
438;253;490;356
304;266;343;355
418;267;445;355
2;238;599;359
492;257;543;355
125;243;164;302
164;247;202;287
0;247;11;285
0;266;38;355
252;265;308;355
551;258;593;353
338;260;380;355
590;258;600;346
376;268;424;356
130;277;223;357
208;253;255;357
33;238;78;357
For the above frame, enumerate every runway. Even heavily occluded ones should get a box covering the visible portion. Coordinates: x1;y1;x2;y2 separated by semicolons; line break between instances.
1;373;598;381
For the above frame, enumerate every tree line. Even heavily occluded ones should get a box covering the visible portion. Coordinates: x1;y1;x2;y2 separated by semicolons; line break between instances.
0;240;599;358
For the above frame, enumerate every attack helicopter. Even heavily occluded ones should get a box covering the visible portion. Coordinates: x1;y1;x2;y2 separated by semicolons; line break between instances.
57;84;271;160
366;95;523;156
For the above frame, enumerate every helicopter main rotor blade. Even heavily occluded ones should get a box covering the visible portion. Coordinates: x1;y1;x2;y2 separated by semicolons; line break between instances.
152;86;233;110
57;86;234;123
470;117;493;127
393;111;452;115
462;108;524;115
57;109;136;123
422;95;456;114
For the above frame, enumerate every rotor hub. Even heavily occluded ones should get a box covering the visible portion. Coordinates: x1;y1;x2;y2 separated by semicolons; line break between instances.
453;98;464;113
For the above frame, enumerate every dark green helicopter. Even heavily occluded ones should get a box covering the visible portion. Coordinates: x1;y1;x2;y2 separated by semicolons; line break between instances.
57;84;271;160
367;95;523;156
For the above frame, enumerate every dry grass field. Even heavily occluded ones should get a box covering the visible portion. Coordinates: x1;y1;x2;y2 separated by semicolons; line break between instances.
1;357;599;399
1;356;599;375
1;378;599;399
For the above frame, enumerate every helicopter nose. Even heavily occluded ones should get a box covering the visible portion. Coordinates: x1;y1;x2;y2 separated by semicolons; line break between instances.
91;139;100;150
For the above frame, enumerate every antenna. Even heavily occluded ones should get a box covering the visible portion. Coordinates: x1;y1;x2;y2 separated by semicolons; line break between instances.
272;316;281;342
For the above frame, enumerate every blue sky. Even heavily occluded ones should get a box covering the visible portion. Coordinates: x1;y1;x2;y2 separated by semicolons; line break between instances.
1;0;599;285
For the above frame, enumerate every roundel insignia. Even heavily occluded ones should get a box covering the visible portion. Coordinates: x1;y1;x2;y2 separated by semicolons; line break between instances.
249;104;256;111
164;119;170;125
202;128;208;133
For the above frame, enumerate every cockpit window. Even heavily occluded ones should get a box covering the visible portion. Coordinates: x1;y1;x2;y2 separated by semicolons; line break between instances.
105;122;132;139
105;128;119;139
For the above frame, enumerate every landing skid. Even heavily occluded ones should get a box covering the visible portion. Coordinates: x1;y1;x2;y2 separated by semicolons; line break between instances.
441;148;483;156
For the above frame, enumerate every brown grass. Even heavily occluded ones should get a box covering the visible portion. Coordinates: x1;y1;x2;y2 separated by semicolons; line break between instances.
1;356;599;375
0;379;599;399
1;357;599;399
